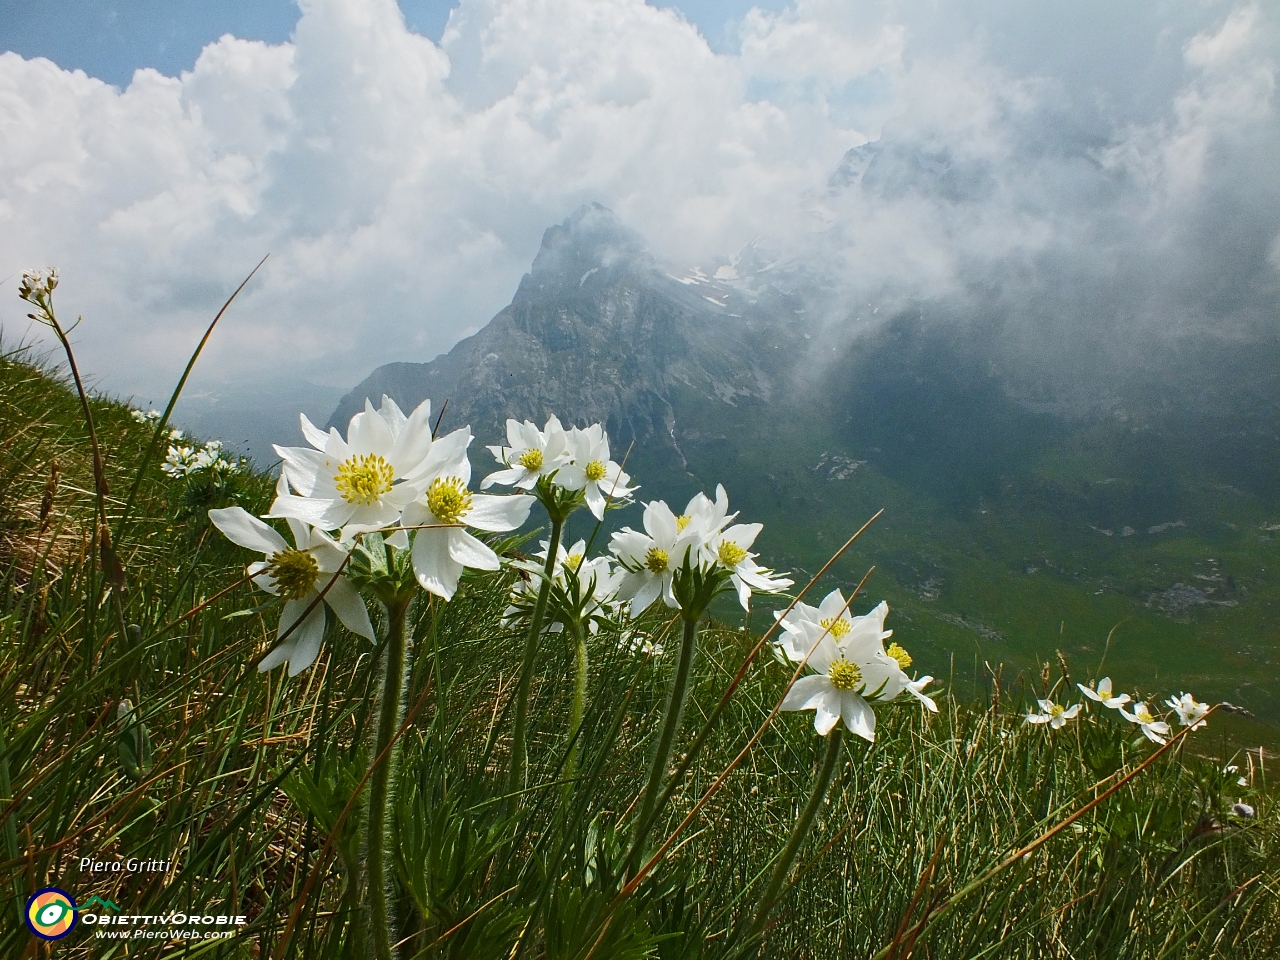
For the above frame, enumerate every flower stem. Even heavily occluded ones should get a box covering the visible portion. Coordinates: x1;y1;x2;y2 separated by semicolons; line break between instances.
628;615;699;874
367;595;411;960
508;515;564;808
744;727;844;945
563;621;589;798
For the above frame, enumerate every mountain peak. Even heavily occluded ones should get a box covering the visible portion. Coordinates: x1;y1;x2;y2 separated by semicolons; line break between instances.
518;203;652;300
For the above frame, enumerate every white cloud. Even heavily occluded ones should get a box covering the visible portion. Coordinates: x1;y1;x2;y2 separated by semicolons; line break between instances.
0;0;1275;417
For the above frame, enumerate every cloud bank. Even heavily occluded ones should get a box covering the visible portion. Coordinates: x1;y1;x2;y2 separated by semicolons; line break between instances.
0;0;1276;414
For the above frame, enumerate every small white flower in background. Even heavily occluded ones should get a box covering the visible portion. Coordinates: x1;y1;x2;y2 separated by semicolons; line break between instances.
18;267;58;301
1231;802;1255;818
556;423;636;519
620;631;664;658
132;408;163;425
1077;677;1132;710
1166;692;1210;730
162;445;200;478
270;396;437;538
1121;702;1171;744
208;499;374;677
482;416;571;490
1025;700;1082;729
398;425;534;600
778;602;912;741
1224;765;1249;788
702;520;792;609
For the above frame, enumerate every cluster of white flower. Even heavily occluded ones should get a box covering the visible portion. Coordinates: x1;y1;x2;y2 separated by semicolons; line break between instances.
607;485;792;614
773;592;936;742
210;397;538;674
493;418;791;637
1025;677;1211;744
162;439;240;478
132;408;185;441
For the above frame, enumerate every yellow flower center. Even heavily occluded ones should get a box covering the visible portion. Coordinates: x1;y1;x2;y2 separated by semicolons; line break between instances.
1048;703;1066;719
334;453;394;506
645;547;669;574
426;476;472;525
828;657;862;691
717;541;747;566
675;514;691;532
517;448;544;471
819;616;851;639
585;460;607;482
565;553;584;571
268;548;319;601
887;642;912;670
1135;706;1153;724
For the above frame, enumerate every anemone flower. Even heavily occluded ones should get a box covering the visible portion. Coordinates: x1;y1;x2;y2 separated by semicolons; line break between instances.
482;416;571;490
1077;677;1131;710
703;521;792;609
1166;692;1210;730
398;427;533;600
556;423;636;519
610;499;704;616
1025;700;1082;729
1121;702;1172;744
269;396;436;538
209;505;374;676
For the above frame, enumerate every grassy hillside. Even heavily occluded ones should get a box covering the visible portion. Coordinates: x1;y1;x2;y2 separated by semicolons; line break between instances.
1;347;1277;958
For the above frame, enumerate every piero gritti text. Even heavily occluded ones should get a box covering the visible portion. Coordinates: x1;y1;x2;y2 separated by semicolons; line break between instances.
80;856;173;873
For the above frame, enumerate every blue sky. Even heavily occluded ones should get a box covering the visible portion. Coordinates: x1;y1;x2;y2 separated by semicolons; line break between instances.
2;1;786;87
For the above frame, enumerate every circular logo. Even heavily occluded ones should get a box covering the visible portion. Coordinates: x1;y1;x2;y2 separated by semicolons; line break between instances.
26;888;78;940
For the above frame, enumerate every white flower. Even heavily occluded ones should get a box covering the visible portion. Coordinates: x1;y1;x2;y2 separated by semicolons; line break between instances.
620;631;664;658
208;504;374;677
398;426;534;600
1166;693;1210;730
162;445;193;477
702;521;792;609
1120;702;1172;744
481;416;571;490
776;594;901;699
18;267;58;301
609;499;704;616
269;396;437;538
778;602;907;741
1225;765;1249;788
555;423;636;519
132;408;162;425
1078;677;1132;710
1025;700;1082;729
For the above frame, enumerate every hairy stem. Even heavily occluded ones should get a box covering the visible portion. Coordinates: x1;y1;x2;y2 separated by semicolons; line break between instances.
508;516;564;808
745;727;844;945
564;620;589;796
628;615;699;874
367;596;411;960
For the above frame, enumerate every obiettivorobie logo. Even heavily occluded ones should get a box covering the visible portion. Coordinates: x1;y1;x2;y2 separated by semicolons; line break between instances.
25;887;78;941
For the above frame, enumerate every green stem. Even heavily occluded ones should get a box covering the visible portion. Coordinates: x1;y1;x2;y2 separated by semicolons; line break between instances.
508;516;564;808
367;596;411;960
564;621;589;797
745;727;844;944
628;615;699;874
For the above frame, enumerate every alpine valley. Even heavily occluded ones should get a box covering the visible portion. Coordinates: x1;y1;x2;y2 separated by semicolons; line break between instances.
333;203;1280;735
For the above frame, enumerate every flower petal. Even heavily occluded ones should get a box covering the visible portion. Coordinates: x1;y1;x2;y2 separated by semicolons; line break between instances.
209;507;288;556
323;577;375;641
412;528;462;599
466;493;534;532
